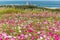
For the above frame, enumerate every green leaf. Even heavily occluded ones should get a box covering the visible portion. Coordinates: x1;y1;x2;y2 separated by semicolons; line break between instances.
15;27;19;33
50;37;54;40
6;29;11;35
2;23;7;29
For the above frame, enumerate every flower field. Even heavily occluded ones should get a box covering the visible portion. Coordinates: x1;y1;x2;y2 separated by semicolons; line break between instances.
0;10;60;40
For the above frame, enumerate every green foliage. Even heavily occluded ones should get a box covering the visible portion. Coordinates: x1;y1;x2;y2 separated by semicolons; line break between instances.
15;27;19;33
6;29;11;35
0;5;60;15
2;23;7;29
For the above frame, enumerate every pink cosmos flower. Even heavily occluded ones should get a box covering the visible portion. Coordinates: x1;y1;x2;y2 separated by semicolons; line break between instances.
31;36;34;40
0;34;2;40
45;12;48;14
11;37;16;40
26;29;33;33
17;35;20;40
43;20;48;24
53;34;60;40
20;34;25;40
5;37;10;40
25;34;28;38
45;36;50;40
48;32;54;36
2;32;8;37
54;21;60;26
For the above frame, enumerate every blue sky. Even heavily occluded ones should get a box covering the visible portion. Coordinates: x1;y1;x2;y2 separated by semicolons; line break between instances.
0;0;60;1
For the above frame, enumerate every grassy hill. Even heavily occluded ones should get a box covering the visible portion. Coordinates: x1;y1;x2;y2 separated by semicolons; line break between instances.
0;5;60;15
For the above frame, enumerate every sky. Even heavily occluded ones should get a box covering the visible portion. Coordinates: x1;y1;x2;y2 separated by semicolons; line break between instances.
0;0;60;1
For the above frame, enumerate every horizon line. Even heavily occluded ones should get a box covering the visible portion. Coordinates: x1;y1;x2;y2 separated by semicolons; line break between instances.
0;0;58;2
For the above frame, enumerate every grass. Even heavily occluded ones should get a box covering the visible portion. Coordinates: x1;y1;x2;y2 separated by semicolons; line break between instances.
0;5;60;15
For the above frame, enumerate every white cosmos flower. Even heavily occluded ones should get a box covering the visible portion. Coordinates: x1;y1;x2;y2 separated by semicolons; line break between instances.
37;31;41;34
21;24;24;26
43;35;46;38
18;26;21;29
40;37;43;39
37;37;43;40
19;30;21;32
37;38;40;40
7;36;12;38
29;34;32;36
